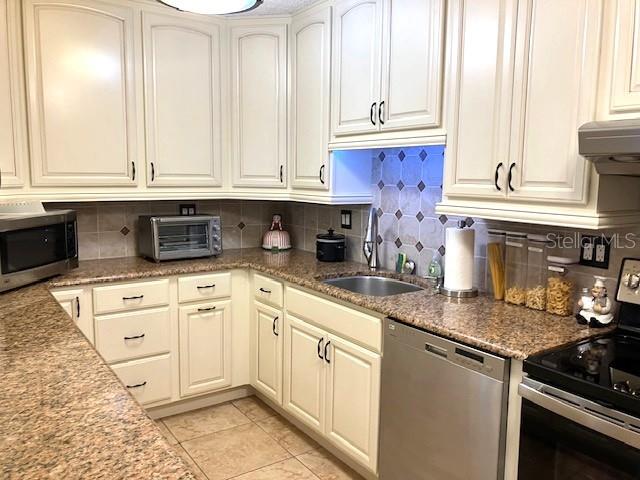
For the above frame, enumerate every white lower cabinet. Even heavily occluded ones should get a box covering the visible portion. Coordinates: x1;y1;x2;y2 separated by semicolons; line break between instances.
112;354;173;406
252;301;283;405
283;314;326;433
178;300;232;397
324;333;380;472
51;287;94;344
282;301;381;473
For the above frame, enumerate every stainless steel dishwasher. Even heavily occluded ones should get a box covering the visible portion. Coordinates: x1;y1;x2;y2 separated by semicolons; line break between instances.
379;318;509;480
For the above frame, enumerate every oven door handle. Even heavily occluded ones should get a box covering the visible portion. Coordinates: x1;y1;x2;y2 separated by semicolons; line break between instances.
519;378;640;449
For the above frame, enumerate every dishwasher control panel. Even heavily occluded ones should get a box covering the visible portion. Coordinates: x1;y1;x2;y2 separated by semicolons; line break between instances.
385;318;507;381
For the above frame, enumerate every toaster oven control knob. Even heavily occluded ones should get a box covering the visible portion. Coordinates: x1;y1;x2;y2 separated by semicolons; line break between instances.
212;234;220;241
623;273;640;290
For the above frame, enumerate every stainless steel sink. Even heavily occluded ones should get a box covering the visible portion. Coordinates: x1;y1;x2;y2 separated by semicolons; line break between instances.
322;276;424;296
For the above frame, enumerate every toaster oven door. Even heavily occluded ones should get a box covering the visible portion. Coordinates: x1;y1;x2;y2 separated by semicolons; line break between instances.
155;220;212;260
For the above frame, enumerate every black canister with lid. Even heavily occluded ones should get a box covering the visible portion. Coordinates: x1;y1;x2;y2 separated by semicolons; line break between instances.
316;229;346;262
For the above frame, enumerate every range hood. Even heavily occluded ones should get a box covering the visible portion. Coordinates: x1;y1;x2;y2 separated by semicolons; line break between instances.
578;119;640;176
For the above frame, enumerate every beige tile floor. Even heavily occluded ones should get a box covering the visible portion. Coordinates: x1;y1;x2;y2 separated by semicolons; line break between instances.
156;396;364;480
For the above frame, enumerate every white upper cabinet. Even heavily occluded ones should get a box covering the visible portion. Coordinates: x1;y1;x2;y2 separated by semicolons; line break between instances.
331;0;445;138
290;6;331;190
230;24;287;188
332;0;383;136
441;0;608;226
379;0;444;131
443;0;518;199
507;0;600;203
22;0;139;186
0;0;27;189
598;0;640;119
142;12;222;187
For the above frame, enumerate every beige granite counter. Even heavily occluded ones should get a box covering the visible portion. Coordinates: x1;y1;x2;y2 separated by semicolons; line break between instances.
0;248;612;478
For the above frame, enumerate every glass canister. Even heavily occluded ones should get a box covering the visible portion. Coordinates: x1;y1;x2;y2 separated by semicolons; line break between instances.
546;260;575;316
525;234;549;310
485;230;506;300
504;232;528;305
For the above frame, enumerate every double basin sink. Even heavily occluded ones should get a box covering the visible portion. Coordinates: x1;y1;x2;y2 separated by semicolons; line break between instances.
322;275;424;297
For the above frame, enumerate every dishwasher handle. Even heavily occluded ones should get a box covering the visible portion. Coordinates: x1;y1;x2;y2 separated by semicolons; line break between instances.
425;342;447;358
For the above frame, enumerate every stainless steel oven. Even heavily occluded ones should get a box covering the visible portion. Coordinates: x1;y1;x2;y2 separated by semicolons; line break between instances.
0;210;78;292
138;215;222;262
518;377;640;479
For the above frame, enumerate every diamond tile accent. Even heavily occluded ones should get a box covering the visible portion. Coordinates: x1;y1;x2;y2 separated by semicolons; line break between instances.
378;152;386;161
377;180;384;190
395;238;403;248
120;226;130;236
419;150;428;161
237;222;246;230
396;180;405;191
416;212;425;222
415;241;424;252
465;217;475;227
417;180;426;192
398;150;406;161
376;208;383;217
438;214;448;225
438;245;446;256
395;209;403;219
376;235;383;245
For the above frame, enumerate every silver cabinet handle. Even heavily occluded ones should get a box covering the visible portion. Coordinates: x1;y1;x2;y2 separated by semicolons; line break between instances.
126;381;147;389
198;306;217;312
124;333;145;340
197;284;216;289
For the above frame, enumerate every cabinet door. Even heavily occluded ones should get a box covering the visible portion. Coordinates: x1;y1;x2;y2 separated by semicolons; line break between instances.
331;0;383;136
599;0;640;119
379;0;444;131
51;288;94;344
142;12;222;187
230;24;287;188
179;300;232;397
22;0;138;186
0;0;27;189
324;334;381;472
290;7;331;190
283;314;326;433
508;0;600;203
442;0;517;199
252;302;283;404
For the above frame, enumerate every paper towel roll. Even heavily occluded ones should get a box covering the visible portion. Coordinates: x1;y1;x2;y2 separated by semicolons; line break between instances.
444;227;475;291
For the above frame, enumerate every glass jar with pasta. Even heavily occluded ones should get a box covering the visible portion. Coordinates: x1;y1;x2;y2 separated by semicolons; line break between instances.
546;261;575;316
525;234;549;310
486;230;506;300
505;232;528;305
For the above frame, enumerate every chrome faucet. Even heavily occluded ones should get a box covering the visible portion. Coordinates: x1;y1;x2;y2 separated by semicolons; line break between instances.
363;207;379;270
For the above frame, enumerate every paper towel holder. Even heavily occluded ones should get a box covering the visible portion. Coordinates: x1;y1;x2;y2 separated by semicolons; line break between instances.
439;219;479;298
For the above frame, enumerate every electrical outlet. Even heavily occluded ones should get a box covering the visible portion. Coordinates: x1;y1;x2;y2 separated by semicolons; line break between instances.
580;235;611;269
180;204;196;216
341;210;352;229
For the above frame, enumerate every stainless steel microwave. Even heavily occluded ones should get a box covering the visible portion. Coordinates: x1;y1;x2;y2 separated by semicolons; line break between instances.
138;215;222;262
0;210;78;293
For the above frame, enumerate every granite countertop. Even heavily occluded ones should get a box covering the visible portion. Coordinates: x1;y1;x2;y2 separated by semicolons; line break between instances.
0;248;612;478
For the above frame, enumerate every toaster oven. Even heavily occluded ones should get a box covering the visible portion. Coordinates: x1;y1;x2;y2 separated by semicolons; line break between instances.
138;215;222;262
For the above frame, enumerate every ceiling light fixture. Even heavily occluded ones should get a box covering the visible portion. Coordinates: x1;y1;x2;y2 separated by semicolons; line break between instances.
157;0;263;15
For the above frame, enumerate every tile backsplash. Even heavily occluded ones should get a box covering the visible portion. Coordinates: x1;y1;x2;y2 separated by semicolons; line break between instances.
49;144;640;302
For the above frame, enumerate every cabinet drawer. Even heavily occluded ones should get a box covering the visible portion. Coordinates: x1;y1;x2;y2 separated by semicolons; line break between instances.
178;272;231;304
93;279;170;315
254;273;283;308
286;287;382;352
95;307;171;364
112;354;172;406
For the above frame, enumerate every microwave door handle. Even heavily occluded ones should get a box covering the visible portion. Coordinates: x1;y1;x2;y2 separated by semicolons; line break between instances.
519;381;640;449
